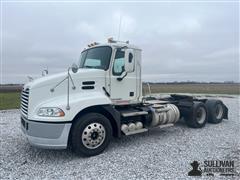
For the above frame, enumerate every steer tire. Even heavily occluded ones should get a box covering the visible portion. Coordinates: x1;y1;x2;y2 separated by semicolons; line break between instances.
71;113;112;157
205;99;224;124
185;101;208;128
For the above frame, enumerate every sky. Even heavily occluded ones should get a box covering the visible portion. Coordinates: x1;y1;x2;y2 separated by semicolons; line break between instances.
1;1;239;83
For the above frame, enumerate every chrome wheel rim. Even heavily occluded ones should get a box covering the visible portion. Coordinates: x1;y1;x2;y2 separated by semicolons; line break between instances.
82;123;106;149
196;107;206;124
215;104;223;119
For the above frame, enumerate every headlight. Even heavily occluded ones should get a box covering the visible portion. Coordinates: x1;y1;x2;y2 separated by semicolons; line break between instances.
37;107;65;117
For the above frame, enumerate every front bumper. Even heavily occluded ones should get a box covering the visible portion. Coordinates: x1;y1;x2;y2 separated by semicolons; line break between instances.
21;116;72;149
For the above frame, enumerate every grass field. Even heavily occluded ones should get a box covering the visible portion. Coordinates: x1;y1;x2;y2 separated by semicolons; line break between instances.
0;83;239;110
0;92;21;110
142;83;240;95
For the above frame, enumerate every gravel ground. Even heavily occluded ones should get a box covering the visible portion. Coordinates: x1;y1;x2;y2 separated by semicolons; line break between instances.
0;96;239;179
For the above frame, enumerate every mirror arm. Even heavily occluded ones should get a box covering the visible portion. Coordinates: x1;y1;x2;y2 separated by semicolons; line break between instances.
68;69;76;90
117;72;128;81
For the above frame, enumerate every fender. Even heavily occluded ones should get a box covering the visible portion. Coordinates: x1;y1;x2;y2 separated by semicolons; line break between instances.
101;105;121;137
71;104;122;137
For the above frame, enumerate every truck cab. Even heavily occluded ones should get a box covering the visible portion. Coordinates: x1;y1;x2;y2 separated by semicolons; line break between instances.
78;41;142;104
21;38;228;156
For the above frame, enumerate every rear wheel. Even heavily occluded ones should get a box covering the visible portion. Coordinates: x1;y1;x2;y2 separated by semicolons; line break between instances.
185;101;208;128
71;113;112;157
205;100;224;124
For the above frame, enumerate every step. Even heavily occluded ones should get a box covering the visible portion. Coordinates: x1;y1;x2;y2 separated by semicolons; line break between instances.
156;123;174;129
121;111;148;117
124;128;148;136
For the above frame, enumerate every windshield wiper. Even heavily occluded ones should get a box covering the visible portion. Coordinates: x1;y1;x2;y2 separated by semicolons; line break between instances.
83;66;101;69
83;66;95;69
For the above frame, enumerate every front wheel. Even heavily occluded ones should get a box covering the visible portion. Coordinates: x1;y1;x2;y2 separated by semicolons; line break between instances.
71;113;112;157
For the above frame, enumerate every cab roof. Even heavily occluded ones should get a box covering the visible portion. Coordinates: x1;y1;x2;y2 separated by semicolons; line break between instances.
83;38;141;52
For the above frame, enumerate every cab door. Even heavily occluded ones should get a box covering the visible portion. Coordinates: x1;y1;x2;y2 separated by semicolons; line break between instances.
110;48;137;104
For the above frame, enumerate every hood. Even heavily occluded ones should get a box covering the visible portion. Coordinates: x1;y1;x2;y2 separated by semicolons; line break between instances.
24;68;105;90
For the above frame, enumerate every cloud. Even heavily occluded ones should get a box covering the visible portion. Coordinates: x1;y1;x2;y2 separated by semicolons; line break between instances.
24;57;49;64
182;18;201;32
75;21;98;38
2;2;239;83
204;48;239;59
155;17;201;36
113;11;137;36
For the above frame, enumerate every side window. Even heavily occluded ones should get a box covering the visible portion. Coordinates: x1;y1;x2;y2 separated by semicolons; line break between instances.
113;49;125;76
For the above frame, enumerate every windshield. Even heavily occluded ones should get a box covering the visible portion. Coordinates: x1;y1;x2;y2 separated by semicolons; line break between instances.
79;46;112;70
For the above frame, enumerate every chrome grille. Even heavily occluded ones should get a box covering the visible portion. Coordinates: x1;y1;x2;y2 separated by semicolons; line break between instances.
21;88;29;116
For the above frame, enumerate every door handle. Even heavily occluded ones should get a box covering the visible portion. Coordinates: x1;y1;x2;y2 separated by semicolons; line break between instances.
117;72;127;81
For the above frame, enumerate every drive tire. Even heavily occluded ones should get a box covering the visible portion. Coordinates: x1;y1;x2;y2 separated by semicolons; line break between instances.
205;99;224;124
71;113;112;157
185;101;208;128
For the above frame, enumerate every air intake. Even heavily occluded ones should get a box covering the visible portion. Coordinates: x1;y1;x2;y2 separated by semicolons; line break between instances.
21;88;29;117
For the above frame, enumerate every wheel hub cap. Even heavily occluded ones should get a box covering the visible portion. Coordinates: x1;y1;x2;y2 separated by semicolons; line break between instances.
82;123;106;149
196;107;206;124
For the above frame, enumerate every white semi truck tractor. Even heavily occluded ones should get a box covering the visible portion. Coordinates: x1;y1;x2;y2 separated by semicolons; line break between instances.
21;38;228;156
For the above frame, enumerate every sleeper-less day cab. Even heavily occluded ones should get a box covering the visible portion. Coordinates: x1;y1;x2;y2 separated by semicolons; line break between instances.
21;38;228;156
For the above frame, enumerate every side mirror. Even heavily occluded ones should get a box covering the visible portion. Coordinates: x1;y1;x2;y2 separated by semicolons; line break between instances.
124;49;134;73
71;63;78;73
